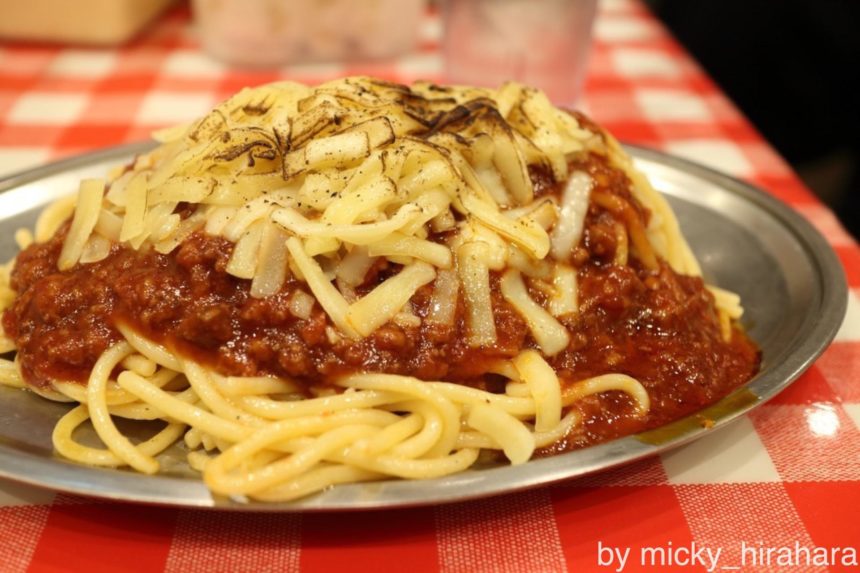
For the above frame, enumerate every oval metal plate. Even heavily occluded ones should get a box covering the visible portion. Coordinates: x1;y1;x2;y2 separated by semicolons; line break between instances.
0;143;847;511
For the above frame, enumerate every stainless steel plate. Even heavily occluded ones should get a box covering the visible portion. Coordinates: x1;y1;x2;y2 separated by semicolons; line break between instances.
0;143;847;511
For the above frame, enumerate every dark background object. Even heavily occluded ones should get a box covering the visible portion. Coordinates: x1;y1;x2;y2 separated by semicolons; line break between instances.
647;0;860;238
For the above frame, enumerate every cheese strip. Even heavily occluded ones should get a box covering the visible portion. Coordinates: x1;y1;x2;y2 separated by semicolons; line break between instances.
59;179;105;270
500;269;570;356
285;237;358;339
347;262;436;336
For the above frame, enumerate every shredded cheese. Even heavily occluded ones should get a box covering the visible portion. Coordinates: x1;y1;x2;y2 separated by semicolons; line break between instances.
59;179;105;270
347;262;436;336
457;242;497;347
285;237;358;339
39;77;735;348
500;269;570;356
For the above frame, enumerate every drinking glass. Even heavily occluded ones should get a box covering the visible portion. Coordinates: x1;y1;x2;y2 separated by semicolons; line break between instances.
442;0;598;105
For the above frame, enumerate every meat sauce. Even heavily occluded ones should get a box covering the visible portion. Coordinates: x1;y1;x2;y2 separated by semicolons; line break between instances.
2;152;760;450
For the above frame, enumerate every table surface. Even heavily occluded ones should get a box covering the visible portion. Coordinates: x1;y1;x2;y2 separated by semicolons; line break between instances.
1;1;859;572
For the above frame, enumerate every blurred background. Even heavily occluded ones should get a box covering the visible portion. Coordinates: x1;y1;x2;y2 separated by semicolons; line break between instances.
646;0;860;239
0;0;857;237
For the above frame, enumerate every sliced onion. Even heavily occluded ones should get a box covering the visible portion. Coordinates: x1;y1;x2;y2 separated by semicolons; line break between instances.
550;170;592;260
427;268;459;326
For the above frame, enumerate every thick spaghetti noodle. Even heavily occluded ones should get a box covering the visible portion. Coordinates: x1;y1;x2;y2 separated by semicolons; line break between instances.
0;78;758;501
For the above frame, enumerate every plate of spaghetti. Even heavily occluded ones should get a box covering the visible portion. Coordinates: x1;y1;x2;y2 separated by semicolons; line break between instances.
0;78;846;509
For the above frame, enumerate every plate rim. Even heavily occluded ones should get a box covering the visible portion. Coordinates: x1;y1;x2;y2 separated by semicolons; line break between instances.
0;142;848;511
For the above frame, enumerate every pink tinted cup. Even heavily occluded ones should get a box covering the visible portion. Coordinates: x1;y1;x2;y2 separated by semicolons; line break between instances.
442;0;598;105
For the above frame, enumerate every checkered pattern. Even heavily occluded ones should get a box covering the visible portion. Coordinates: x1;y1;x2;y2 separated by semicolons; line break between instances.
1;0;858;571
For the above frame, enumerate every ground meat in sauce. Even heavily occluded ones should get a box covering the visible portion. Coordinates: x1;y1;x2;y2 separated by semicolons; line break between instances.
2;150;760;451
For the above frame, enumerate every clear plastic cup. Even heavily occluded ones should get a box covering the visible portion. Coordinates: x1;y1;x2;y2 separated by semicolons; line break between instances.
442;0;598;105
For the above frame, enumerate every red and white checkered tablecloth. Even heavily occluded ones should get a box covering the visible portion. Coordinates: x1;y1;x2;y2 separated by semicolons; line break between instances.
1;1;858;571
